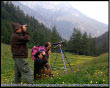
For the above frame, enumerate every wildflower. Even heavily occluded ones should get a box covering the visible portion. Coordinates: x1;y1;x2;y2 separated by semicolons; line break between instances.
103;79;105;82
90;81;92;84
21;82;23;84
96;82;97;84
62;82;64;84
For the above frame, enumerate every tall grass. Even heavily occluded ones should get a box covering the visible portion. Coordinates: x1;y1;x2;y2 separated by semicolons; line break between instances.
1;43;109;85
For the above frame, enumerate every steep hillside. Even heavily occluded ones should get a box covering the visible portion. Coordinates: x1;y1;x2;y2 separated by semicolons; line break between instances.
12;1;108;40
95;31;108;54
1;1;62;47
96;31;108;47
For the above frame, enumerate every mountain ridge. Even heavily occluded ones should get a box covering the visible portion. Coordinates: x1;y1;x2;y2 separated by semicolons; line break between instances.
12;1;108;40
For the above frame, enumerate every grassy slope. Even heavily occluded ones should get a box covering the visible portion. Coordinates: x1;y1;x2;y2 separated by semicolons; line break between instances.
1;43;109;84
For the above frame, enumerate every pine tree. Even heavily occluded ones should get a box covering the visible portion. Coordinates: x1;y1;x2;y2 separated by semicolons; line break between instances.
82;32;89;55
87;33;92;56
69;28;83;54
51;26;62;44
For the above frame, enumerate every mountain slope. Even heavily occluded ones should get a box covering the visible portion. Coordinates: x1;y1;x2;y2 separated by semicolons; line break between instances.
95;31;108;55
12;1;108;40
96;31;108;47
1;1;62;47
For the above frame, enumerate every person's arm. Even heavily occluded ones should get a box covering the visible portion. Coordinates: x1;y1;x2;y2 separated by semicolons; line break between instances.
15;32;30;43
48;49;51;55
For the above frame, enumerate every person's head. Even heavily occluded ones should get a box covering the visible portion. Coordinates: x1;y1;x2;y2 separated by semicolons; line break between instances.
12;23;27;33
21;24;28;32
12;22;22;33
38;51;46;59
45;42;51;50
35;49;46;59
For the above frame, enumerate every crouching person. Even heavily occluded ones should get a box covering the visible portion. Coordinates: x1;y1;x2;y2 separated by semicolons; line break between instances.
11;23;33;84
34;50;48;80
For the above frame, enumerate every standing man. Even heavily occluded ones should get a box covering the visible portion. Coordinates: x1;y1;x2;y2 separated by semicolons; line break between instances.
11;22;33;84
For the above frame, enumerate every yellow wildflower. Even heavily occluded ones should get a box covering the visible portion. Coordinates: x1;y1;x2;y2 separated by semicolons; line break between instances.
62;82;64;84
21;82;23;84
103;79;105;82
90;81;92;84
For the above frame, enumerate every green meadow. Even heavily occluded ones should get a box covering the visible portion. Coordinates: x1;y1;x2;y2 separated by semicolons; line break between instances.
1;43;109;85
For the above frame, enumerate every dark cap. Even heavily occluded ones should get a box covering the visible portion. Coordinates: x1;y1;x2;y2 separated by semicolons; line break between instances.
12;22;22;32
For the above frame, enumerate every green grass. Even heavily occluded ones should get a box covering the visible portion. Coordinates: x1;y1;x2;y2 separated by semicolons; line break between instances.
1;43;109;85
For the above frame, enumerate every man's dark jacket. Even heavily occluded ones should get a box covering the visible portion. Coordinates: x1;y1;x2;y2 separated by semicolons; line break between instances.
11;32;30;58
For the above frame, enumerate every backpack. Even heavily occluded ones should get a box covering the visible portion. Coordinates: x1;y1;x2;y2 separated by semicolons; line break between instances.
31;46;46;60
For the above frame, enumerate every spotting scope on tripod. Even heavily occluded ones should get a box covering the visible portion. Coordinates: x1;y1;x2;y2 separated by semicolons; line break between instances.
52;41;72;73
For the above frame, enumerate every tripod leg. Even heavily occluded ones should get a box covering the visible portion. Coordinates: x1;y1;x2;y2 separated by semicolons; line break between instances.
52;49;59;70
60;48;67;73
62;50;72;71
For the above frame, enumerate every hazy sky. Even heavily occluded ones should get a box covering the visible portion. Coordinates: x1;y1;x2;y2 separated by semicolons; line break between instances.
21;1;108;25
68;1;108;25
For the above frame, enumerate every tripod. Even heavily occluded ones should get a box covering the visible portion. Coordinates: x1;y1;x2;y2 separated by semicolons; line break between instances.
52;44;72;73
